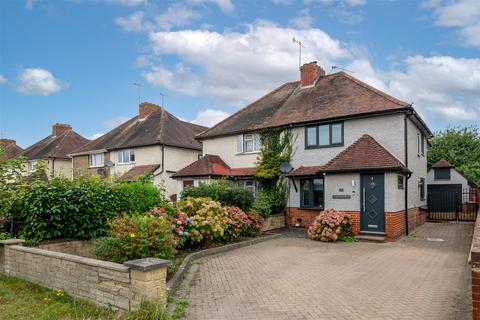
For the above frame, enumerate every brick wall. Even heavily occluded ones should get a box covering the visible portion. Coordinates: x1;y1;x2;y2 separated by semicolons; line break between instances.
287;207;425;241
469;207;480;320
0;240;169;311
262;214;286;231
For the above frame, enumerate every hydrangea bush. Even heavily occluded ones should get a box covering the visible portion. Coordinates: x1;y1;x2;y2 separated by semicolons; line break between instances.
149;203;192;248
308;209;352;242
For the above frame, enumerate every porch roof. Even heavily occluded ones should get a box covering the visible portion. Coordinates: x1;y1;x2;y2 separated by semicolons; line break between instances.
171;154;255;179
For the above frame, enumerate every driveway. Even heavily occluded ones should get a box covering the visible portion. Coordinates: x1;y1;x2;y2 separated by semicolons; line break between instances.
176;222;473;320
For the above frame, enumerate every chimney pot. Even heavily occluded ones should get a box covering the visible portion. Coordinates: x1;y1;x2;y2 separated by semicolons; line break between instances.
300;61;325;87
52;123;72;136
139;102;161;120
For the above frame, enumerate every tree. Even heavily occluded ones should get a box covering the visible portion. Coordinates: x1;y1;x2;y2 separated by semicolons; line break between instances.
427;126;480;185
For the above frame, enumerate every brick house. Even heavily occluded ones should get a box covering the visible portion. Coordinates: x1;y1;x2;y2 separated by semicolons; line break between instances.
0;139;24;161
19;124;89;179
70;102;207;199
174;61;432;241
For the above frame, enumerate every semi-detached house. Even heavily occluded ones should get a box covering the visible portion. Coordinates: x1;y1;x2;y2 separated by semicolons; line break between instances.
173;61;433;241
70;103;207;199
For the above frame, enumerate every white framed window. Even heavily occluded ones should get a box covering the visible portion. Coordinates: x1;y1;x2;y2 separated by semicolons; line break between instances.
29;160;38;172
236;134;261;153
417;133;421;156
88;153;104;167
117;149;135;164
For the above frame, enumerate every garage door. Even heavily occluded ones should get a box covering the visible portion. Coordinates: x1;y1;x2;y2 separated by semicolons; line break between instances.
427;184;462;220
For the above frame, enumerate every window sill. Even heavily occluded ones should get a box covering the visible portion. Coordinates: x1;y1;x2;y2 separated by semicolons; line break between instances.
88;165;105;169
305;144;344;150
299;206;324;211
116;162;135;166
236;151;260;155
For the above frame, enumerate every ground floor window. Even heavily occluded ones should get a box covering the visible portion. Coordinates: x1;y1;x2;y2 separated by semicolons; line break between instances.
183;180;194;189
300;177;324;209
237;180;260;196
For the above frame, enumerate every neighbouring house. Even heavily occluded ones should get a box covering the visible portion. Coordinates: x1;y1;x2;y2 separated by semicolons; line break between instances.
19;124;89;179
175;61;432;241
70;102;207;199
0;139;24;161
427;159;477;212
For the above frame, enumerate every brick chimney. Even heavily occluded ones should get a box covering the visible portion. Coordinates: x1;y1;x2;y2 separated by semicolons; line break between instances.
300;61;325;87
0;138;15;147
139;102;161;120
52;123;72;136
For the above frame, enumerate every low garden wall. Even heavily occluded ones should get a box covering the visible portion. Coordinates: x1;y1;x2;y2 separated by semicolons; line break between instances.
469;207;480;320
0;239;169;311
39;239;95;258
261;213;285;231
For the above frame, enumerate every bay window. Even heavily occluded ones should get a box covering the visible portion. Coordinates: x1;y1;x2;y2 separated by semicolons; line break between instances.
300;177;325;209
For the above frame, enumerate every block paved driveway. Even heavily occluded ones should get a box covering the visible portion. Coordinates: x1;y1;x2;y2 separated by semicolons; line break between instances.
176;222;474;320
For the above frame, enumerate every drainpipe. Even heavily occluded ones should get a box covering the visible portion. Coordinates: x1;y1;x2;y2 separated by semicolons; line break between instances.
404;111;412;236
160;144;165;174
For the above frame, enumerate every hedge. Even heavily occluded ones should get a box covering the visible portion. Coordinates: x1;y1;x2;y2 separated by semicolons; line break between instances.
20;177;163;242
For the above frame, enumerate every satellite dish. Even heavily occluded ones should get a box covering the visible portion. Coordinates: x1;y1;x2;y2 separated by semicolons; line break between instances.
279;162;294;174
105;161;114;167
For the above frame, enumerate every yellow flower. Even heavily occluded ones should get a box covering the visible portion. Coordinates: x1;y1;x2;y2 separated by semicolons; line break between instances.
130;233;136;238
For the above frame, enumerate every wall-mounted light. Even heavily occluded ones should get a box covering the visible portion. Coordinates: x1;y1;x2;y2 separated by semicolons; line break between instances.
351;179;356;188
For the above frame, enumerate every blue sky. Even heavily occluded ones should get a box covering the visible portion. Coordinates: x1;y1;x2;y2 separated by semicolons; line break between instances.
0;0;479;148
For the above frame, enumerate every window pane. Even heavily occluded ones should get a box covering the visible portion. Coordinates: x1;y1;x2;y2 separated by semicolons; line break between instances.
130;149;135;162
301;180;311;206
254;134;261;151
313;178;324;207
306;127;317;146
244;137;254;152
331;124;342;144
319;125;330;146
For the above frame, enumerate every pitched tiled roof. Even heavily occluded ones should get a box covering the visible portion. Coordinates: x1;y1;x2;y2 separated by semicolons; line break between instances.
0;139;24;160
74;103;207;154
20;130;89;160
288;165;325;177
197;71;412;139
120;164;160;182
172;154;255;178
431;159;453;168
288;135;409;176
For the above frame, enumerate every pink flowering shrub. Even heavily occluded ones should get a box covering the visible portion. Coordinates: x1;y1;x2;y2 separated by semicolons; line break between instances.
308;209;352;242
244;211;264;237
178;197;231;243
223;206;250;241
149;203;191;248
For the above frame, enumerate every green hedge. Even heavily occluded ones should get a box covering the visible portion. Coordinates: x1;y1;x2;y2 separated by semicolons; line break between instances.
180;181;254;211
20;177;163;242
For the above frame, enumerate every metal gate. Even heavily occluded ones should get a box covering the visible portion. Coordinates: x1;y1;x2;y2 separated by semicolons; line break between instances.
427;188;479;221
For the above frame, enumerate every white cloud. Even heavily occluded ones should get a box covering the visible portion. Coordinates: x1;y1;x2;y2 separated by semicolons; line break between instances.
191;109;230;127
25;0;37;10
16;68;63;96
188;0;234;13
104;0;146;6
344;0;366;6
115;11;145;32
103;116;130;128
144;20;350;106
428;0;480;46
89;133;104;140
271;0;293;5
0;75;7;85
289;9;313;29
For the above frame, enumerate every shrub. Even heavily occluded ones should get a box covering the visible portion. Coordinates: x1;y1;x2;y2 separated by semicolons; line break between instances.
307;209;352;242
20;177;163;242
252;187;287;217
223;206;250;241
180;182;254;211
115;181;163;214
149;204;192;249
94;214;175;263
178;197;231;243
244;211;264;237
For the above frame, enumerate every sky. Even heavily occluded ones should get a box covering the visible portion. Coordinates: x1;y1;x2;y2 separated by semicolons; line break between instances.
0;0;479;148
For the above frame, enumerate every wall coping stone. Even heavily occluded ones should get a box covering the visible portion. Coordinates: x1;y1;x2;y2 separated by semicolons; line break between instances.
0;239;25;245
124;258;171;271
9;245;129;272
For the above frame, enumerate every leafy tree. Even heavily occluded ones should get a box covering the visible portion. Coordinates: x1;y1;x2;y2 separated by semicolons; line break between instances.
0;148;27;226
428;126;480;185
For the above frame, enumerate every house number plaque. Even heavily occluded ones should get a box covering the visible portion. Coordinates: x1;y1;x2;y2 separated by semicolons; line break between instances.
332;195;351;199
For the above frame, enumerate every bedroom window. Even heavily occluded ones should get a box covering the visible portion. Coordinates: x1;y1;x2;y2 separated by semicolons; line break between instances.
236;134;261;153
300;177;324;209
305;122;343;148
89;153;104;167
117;149;135;164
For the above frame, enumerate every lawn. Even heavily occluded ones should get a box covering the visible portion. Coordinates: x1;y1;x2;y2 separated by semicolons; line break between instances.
0;274;187;320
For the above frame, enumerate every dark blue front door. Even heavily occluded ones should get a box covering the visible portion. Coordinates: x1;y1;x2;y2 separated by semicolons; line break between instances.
360;173;385;234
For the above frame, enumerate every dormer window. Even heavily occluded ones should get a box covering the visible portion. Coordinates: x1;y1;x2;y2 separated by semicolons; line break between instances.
434;168;450;180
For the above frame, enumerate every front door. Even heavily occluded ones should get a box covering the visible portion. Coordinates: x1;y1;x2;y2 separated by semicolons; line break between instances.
360;173;385;234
